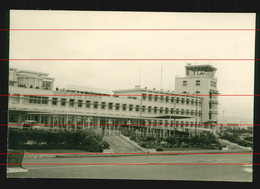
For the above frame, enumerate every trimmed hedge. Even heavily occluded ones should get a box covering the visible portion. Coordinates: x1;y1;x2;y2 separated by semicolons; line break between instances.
219;132;253;147
8;129;109;152
121;128;222;150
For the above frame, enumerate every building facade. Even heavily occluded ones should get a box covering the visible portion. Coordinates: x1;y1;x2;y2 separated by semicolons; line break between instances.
8;64;219;137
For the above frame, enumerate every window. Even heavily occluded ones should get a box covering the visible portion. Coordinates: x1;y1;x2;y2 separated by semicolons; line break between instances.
165;108;168;114
142;106;146;112
209;102;212;109
154;107;158;113
28;96;33;103
176;109;179;114
191;99;194;105
86;100;91;108
11;94;20;104
209;112;212;120
42;97;48;105
142;93;146;100
148;95;152;101
181;109;184;115
61;98;66;106
101;102;106;109
135;105;140;112
129;104;133;111
52;97;58;106
209;92;212;99
160;96;164;102
165;96;169;102
191;110;194;115
69;99;75;107
115;103;120;110
186;99;189;105
78;100;83;107
109;103;113;110
196;80;200;86
171;97;174;103
154;95;158;102
148;106;152;113
210;81;217;88
93;101;98;109
176;98;180;104
122;104;127;111
183;80;187;86
170;108;174;114
159;107;163;114
181;98;185;104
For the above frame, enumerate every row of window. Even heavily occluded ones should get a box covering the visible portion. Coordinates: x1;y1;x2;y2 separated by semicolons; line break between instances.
26;96;202;116
25;95;201;107
182;80;201;87
210;80;217;88
141;94;200;105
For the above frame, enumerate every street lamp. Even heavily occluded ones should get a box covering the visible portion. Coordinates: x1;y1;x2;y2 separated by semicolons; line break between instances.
127;119;131;130
108;119;112;135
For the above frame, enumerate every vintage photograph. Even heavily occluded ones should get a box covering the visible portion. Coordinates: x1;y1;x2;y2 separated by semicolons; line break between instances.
7;10;255;181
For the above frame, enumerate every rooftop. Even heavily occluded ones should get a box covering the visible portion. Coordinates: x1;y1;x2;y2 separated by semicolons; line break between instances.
185;64;217;72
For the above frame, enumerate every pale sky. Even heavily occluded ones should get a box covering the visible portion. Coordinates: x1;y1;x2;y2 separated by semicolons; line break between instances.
9;10;255;122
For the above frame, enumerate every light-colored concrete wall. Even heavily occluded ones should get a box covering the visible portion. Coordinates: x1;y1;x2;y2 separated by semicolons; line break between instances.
9;86;202;125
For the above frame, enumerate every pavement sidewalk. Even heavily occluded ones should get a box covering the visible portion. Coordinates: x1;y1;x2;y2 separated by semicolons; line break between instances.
23;148;253;159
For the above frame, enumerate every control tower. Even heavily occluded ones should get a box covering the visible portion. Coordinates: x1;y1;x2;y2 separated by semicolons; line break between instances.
175;64;219;129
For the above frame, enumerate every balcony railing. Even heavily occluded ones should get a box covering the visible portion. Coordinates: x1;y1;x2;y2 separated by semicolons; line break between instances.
176;75;217;80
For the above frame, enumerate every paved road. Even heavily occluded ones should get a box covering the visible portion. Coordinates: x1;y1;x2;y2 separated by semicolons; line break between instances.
7;154;252;182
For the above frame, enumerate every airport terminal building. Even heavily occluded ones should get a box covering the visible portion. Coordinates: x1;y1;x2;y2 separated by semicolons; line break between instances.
8;64;219;137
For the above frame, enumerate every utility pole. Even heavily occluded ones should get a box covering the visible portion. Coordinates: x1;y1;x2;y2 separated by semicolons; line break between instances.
160;65;163;90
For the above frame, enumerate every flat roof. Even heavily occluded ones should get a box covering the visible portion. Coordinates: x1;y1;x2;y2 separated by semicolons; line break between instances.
185;64;217;71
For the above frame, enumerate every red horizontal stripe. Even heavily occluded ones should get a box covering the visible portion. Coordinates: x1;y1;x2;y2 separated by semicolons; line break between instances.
3;94;256;96
1;58;257;61
1;28;258;31
3;163;256;165
1;152;255;155
3;124;255;126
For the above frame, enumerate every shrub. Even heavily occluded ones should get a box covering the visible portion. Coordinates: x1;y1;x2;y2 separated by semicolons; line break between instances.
8;128;109;152
8;129;27;148
156;147;163;151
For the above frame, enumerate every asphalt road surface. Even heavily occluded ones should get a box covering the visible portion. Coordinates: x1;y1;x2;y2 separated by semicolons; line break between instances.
7;154;253;182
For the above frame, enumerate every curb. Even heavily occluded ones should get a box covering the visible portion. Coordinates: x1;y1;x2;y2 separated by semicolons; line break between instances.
54;150;253;158
7;167;28;174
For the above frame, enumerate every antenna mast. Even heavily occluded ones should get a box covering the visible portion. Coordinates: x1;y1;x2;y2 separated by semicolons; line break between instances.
160;65;163;90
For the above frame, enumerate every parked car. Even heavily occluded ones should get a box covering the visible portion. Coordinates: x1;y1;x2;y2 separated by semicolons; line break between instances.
22;120;37;130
